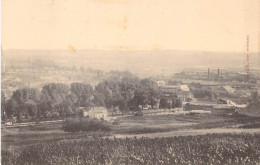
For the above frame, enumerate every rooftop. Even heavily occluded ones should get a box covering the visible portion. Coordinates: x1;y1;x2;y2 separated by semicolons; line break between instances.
179;85;190;92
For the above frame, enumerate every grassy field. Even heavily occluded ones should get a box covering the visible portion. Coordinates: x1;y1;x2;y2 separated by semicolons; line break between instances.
114;113;260;133
2;113;260;151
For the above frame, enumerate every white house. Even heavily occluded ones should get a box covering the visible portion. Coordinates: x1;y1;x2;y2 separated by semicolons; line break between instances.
83;107;108;120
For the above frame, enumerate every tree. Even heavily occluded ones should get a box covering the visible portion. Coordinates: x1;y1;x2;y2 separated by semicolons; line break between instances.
159;97;170;109
70;83;93;107
171;99;175;109
148;90;159;109
175;98;182;107
251;91;259;102
12;88;41;104
1;91;6;120
118;99;128;113
171;98;182;108
5;98;17;118
59;100;74;117
11;88;41;119
41;83;70;117
28;103;38;117
93;92;105;107
133;91;148;109
128;97;138;111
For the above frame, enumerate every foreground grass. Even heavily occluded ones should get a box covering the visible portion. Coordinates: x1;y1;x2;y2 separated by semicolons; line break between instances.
2;133;260;165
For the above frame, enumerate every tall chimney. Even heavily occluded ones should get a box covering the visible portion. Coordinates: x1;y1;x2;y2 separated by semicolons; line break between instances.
217;68;219;80
208;68;210;80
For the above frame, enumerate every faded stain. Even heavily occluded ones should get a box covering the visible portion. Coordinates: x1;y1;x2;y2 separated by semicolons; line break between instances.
123;15;127;30
107;15;127;30
51;0;55;5
93;0;127;4
68;45;76;52
151;45;162;51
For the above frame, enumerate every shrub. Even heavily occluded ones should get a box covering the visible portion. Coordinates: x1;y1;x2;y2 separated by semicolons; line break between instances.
62;118;111;132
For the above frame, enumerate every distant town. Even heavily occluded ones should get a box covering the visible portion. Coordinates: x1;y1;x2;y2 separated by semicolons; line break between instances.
1;54;260;125
2;51;260;165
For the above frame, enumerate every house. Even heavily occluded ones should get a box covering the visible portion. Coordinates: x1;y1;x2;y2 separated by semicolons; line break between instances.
159;84;193;102
82;107;108;120
4;119;15;126
159;85;179;95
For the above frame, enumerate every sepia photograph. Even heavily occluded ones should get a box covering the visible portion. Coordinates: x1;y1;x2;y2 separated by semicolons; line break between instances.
1;0;260;164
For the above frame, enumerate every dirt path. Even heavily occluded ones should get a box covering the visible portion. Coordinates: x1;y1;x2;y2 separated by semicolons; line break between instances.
113;128;260;138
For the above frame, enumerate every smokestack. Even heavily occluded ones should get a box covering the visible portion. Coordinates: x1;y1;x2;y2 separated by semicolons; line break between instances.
217;68;219;80
208;68;210;80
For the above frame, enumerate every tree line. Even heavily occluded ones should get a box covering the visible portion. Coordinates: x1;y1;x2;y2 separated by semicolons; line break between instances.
1;77;182;121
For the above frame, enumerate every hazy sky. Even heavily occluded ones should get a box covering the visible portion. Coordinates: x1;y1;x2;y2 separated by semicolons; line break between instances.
2;0;260;52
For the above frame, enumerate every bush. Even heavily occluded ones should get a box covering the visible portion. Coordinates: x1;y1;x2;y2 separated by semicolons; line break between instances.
62;118;111;132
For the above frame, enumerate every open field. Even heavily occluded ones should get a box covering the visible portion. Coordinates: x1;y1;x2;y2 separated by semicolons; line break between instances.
114;113;260;133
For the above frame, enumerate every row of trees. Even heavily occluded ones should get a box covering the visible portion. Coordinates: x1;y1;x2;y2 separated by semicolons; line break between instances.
2;77;182;121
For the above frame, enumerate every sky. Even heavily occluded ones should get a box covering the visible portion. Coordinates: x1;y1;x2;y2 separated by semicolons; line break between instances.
2;0;260;52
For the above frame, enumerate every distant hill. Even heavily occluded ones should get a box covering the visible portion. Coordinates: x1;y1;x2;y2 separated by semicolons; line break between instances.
2;49;260;77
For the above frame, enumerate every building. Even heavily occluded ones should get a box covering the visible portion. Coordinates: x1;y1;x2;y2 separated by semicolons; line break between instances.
159;84;193;101
4;119;15;126
157;80;166;86
159;85;179;96
82;107;108;120
178;85;193;101
218;86;236;94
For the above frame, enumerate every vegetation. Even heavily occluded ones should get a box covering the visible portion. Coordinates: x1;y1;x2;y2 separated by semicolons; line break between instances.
239;91;260;117
2;76;182;122
2;133;260;165
192;89;217;101
159;97;182;109
62;118;111;132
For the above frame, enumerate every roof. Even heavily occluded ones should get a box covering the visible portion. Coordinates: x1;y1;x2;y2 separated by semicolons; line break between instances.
222;86;235;92
76;107;87;110
159;85;178;89
89;107;107;113
157;81;166;86
179;85;190;92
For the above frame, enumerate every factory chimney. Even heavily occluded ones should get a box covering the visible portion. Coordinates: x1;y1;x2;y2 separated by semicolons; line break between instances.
217;68;220;80
207;68;210;80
